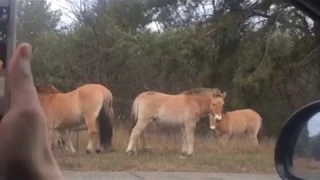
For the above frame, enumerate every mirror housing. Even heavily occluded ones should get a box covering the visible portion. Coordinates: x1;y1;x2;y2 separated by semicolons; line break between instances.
275;100;320;180
290;0;320;21
0;0;17;119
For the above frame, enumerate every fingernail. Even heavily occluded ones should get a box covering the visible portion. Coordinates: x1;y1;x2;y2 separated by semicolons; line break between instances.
19;43;32;59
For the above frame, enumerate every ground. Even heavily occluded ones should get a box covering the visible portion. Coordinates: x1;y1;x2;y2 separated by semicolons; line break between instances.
293;157;320;179
54;124;276;174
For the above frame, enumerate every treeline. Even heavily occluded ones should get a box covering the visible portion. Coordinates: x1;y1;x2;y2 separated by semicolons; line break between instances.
17;0;320;137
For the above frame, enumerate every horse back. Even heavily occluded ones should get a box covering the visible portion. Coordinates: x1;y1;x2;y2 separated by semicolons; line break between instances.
133;91;190;123
223;109;262;134
43;84;110;125
134;91;186;108
76;84;112;115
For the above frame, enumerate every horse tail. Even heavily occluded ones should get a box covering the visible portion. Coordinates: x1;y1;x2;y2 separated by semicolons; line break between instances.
109;107;115;123
257;117;265;144
97;88;114;150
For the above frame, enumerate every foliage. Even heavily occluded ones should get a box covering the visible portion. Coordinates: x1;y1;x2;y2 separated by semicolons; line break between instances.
17;0;320;136
294;125;311;158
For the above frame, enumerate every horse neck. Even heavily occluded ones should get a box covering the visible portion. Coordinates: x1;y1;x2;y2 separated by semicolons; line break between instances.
216;114;229;131
220;113;229;125
38;93;56;105
186;93;212;115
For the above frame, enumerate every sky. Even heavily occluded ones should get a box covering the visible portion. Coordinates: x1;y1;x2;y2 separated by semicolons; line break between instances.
48;0;158;30
48;0;75;25
47;0;220;32
307;112;320;137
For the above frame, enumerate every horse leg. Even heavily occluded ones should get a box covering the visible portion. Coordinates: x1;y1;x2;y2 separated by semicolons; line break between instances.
84;114;100;154
57;138;64;149
61;138;69;151
140;130;146;151
185;122;196;156
55;131;69;151
126;119;150;155
47;127;55;152
248;131;259;146
181;126;187;155
54;131;65;150
58;129;76;153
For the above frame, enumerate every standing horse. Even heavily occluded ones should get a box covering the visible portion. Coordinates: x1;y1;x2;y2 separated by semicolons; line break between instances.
126;88;226;156
56;107;115;151
36;83;114;154
35;84;66;150
209;108;263;145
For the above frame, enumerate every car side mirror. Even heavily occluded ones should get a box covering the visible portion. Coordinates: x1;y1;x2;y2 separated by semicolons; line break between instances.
275;100;320;180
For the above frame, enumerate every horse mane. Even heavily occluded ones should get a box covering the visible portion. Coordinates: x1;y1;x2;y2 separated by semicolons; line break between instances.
181;87;223;97
35;84;61;94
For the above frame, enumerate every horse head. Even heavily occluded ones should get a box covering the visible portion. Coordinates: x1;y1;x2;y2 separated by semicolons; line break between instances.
35;84;61;94
209;91;226;130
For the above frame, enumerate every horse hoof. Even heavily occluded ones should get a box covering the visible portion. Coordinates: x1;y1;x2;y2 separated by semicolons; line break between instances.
86;149;92;154
96;149;102;154
180;153;192;159
180;155;187;159
108;148;116;152
127;151;134;156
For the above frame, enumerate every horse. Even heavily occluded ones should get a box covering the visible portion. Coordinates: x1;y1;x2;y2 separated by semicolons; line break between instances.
35;84;67;150
35;83;114;154
57;108;115;151
126;88;226;156
209;108;263;145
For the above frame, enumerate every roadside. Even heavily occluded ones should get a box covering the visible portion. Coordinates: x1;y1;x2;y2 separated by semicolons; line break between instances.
62;170;280;180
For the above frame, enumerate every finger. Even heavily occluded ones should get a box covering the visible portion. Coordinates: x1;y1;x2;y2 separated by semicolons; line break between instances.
7;43;38;107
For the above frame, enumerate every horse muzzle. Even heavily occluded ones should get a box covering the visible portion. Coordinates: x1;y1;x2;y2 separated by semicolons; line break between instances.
214;114;222;121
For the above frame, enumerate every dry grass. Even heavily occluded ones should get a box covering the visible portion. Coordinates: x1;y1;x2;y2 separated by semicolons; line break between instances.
54;124;276;174
293;157;320;175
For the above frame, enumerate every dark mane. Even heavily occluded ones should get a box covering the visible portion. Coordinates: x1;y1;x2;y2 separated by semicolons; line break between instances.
35;84;61;94
181;88;222;96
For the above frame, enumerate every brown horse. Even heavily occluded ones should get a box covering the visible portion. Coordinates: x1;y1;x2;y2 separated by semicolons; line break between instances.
209;108;263;145
35;84;67;150
36;83;114;154
126;88;226;156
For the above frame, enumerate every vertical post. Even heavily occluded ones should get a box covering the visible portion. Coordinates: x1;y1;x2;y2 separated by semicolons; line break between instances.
76;131;79;152
0;0;17;119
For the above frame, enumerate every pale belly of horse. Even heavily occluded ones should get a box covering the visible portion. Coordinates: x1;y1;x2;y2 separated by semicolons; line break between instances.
152;115;185;126
55;114;86;129
231;123;247;134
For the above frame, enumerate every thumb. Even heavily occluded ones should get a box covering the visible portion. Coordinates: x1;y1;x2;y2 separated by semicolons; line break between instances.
8;43;37;107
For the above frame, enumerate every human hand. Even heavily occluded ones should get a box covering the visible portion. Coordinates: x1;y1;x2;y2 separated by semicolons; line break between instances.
0;43;63;180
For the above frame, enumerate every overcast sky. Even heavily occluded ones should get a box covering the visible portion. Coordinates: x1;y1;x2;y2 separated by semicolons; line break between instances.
48;0;158;30
48;0;74;25
307;112;320;137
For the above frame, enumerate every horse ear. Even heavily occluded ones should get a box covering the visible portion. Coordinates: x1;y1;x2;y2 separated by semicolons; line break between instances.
222;92;227;98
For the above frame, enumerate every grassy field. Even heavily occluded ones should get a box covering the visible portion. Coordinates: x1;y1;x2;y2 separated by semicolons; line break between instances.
54;124;276;174
293;157;320;176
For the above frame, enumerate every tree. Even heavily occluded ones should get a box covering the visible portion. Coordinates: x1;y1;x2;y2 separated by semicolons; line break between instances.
24;0;320;136
17;0;62;46
294;125;311;158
